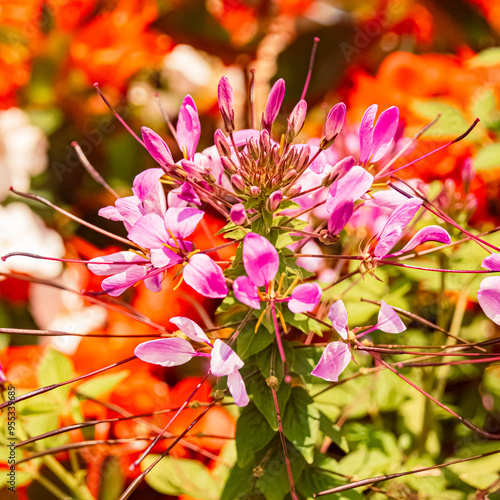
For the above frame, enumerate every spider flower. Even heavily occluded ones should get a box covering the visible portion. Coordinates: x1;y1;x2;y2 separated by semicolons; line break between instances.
312;300;405;382
477;276;500;325
135;317;248;406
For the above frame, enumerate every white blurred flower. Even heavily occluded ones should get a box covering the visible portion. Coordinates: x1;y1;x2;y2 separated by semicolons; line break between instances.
0;202;65;278
0;108;48;201
30;267;107;355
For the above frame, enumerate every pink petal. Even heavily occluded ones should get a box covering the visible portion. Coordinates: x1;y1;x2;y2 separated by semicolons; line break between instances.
359;104;378;164
170;317;210;344
398;226;451;254
144;273;163;293
164;207;204;240
328;199;353;235
178;182;201;206
374;198;423;258
242;233;279;287
132;168;165;202
328;300;349;340
227;370;249;407
288;283;322;313
482;254;500;271
128;213;169;248
230;203;247;226
101;265;148;296
375;300;406;334
327;166;373;212
210;338;244;376
233;276;261;309
311;342;351;382
177;95;200;160
370;106;399;162
262;78;285;129
324;102;346;141
478;277;500;325
135;338;196;367
88;251;147;276
141;127;174;167
183;253;228;298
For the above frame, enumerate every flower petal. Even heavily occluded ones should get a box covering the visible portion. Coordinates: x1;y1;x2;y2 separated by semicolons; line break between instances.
128;213;169;248
183;253;228;299
359;104;377;164
233;276;261;309
242;233;279;287
210;339;244;376
370;106;399;162
101;265;148;296
328;300;349;340
327;166;373;213
88;251;147;276
327;199;353;235
177;95;200;160
135;338;196;367
374;198;423;258
288;283;322;313
164;207;204;240
227;370;249;407
375;300;406;334
482;254;500;271
170;316;210;343
398;225;451;255
311;342;351;382
477;276;500;325
141;127;174;167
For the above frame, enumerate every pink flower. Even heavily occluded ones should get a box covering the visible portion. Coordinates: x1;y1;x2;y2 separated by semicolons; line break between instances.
477;276;500;325
177;95;201;160
359;105;400;165
135;317;249;406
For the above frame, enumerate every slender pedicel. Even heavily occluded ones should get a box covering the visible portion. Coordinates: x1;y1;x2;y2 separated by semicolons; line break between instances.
301;37;320;101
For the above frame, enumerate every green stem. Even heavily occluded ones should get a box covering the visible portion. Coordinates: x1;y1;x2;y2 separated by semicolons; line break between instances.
43;455;94;500
35;473;72;500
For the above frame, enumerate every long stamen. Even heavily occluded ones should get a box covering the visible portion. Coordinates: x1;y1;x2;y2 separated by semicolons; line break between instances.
255;307;268;332
94;83;145;147
276;272;286;295
301;37;320;101
283;275;300;298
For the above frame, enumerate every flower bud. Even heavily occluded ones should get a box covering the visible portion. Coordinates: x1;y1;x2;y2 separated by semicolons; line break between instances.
231;174;246;192
217;76;235;133
230;203;247;226
285;184;301;197
266;190;283;212
286;99;307;143
220;155;237;174
320;102;346;149
283;168;297;183
247;137;260;160
259;129;271;157
141;126;174;168
322;156;355;187
262;79;285;131
214;129;232;157
250;185;261;197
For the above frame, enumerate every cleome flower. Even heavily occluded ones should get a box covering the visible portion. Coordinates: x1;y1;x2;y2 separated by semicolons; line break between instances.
134;316;248;406
312;299;406;382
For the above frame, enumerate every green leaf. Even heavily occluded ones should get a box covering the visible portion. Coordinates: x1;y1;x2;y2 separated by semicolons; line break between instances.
76;371;129;399
283;388;320;464
474;143;500;170
319;412;349;453
142;455;219;499
256;440;306;500
410;100;476;140
255;342;295;383
290;346;323;383
467;47;500;67
235;403;276;467
98;456;125;500
248;373;291;431
236;322;274;360
37;348;75;405
281;308;322;336
24;413;68;449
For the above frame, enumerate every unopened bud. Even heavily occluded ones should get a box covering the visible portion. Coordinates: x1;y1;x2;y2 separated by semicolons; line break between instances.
285;184;301;197
250;185;261;197
296;146;311;171
322;156;355;187
218;76;235;133
319;229;340;245
286;99;307;143
266;375;279;390
283;168;297;183
212;389;225;402
247;137;260;160
214;129;232;157
262;78;285;131
141;126;174;167
220;155;237;174
320;102;346;149
266;190;283;212
202;170;216;184
259;129;271;157
230;203;247;225
231;174;246;192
